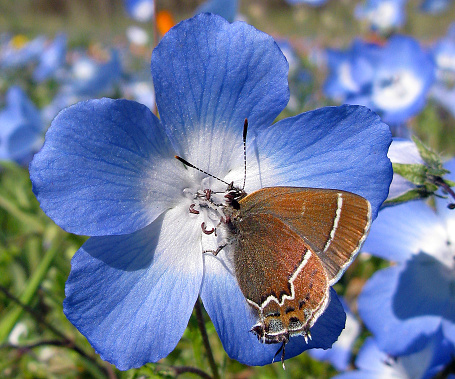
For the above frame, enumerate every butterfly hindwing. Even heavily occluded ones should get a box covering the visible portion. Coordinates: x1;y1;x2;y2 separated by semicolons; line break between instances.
232;212;330;340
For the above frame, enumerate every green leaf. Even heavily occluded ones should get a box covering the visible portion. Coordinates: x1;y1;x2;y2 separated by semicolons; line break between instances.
384;188;430;206
392;163;427;185
412;136;444;169
424;182;438;193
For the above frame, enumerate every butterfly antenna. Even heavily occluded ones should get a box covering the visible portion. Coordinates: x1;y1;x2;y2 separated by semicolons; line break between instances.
242;118;248;190
175;156;230;186
176;118;248;190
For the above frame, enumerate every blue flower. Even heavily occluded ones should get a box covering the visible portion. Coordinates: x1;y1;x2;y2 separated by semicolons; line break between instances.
430;23;455;84
355;0;406;32
33;34;67;83
64;49;122;97
0;86;44;164
30;14;392;370
358;158;455;356
309;298;361;371
333;336;454;379
324;36;436;127
324;39;379;102
124;0;154;22
0;35;46;70
347;35;435;126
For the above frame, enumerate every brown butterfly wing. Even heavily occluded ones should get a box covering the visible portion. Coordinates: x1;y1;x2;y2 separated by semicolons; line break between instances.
232;213;313;307
232;213;330;335
239;187;371;285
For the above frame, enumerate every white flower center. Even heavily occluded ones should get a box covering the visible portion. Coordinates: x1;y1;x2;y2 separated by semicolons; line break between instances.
436;52;455;72
372;70;423;111
367;2;397;30
73;59;96;80
126;26;149;46
339;62;359;93
131;1;154;22
182;176;231;253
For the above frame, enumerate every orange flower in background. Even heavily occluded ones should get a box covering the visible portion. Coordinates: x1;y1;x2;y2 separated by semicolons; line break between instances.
156;10;175;36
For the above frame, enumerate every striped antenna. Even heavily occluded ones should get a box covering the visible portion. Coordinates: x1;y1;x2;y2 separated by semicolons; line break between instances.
176;118;249;189
242;118;248;190
175;156;231;186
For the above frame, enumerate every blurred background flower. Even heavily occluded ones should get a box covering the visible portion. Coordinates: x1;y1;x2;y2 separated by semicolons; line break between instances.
358;160;455;356
124;0;154;22
32;33;67;83
0;0;454;377
355;0;406;32
334;335;454;379
0;86;44;164
346;36;435;129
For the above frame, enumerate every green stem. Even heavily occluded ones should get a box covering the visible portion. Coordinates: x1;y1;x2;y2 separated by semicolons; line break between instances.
0;232;61;341
0;286;66;340
431;176;455;208
0;193;44;233
195;298;220;379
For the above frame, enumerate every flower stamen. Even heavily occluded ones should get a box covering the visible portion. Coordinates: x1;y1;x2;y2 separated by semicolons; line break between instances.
201;222;216;235
189;203;200;214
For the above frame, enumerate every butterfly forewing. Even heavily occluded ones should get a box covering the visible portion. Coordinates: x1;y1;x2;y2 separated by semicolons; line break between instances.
239;187;371;285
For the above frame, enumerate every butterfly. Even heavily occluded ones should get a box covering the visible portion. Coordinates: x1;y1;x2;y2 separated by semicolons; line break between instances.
176;119;371;366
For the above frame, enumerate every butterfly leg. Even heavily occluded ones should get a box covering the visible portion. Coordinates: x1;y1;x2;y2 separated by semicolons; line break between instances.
272;341;287;370
203;243;227;256
304;329;312;343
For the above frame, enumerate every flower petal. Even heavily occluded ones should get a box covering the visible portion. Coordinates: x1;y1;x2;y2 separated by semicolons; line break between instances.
391;253;455;327
30;98;186;236
361;201;448;262
354;338;392;373
442;320;455;348
309;298;360;371
334;372;380;379
200;253;346;366
337;335;455;379
358;264;442;356
151;13;289;176
63;206;203;370
386;138;424;200
252;105;392;218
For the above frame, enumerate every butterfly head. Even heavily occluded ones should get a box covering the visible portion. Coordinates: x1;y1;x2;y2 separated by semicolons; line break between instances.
224;181;247;210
